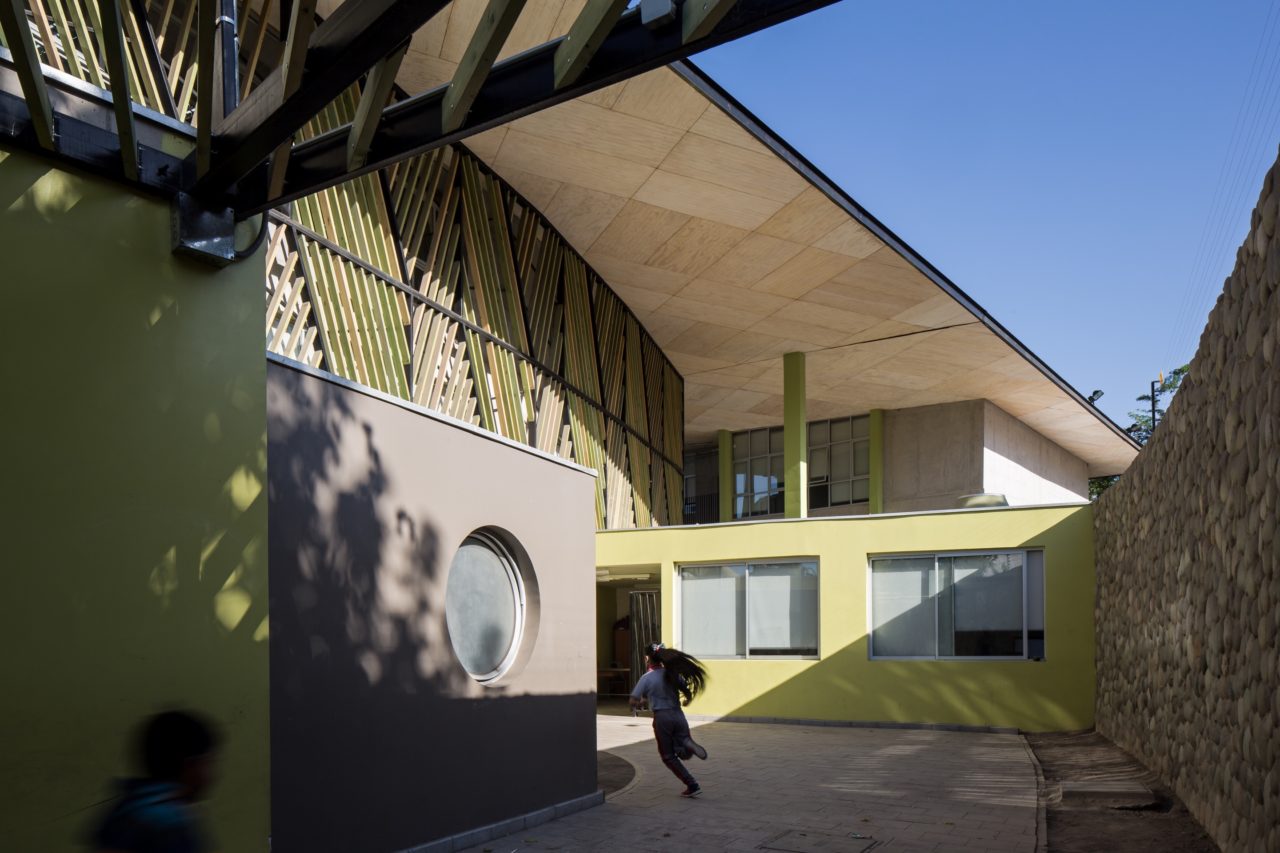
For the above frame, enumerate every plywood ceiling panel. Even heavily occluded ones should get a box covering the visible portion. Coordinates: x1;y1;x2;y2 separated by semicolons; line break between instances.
658;133;808;204
757;186;849;243
610;67;710;129
700;233;806;286
633;169;783;230
589;200;691;262
542;184;628;250
511;99;686;167
494;129;654;197
389;8;1137;474
647;218;750;277
751;247;858;298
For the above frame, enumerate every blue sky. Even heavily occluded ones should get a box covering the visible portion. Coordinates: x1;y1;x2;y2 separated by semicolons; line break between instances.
694;0;1280;427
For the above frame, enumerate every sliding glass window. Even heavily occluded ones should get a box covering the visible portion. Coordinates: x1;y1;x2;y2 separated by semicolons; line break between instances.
869;551;1045;660
680;561;818;658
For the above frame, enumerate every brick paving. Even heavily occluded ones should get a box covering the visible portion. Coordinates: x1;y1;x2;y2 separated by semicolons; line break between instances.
458;716;1041;852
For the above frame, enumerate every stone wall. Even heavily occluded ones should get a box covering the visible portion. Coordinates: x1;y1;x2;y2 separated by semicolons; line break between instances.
1094;151;1280;853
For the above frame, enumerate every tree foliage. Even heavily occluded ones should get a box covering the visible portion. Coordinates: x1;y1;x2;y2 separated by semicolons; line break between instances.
1088;363;1190;500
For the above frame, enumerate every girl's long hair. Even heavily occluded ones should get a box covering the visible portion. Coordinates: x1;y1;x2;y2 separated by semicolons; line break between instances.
649;646;708;706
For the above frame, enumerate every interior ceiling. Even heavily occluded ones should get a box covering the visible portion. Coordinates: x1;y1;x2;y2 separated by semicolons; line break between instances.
329;0;1137;477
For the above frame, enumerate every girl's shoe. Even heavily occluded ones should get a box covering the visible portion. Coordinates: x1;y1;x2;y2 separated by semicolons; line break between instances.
686;739;708;760
680;784;702;798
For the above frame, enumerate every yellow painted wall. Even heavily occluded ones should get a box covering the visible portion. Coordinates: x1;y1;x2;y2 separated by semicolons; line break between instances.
597;504;1096;732
0;147;269;850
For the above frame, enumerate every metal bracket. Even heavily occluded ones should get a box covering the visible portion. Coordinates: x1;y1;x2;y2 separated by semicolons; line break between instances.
171;191;237;266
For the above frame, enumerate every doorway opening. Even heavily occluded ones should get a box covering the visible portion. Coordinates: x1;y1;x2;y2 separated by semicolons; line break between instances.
596;566;660;715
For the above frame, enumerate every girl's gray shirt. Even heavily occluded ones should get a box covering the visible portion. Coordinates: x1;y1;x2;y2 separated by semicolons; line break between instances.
630;668;682;711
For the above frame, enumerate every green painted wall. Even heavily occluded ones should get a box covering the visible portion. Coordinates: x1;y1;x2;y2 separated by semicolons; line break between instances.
597;504;1096;732
0;147;269;850
783;352;807;519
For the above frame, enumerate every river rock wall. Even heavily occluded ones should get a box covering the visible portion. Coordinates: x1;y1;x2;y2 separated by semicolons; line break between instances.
1094;151;1280;853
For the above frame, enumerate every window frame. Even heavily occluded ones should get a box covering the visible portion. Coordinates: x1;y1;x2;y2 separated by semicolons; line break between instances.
867;549;1043;662
445;530;528;683
807;415;871;510
677;558;821;660
730;427;785;519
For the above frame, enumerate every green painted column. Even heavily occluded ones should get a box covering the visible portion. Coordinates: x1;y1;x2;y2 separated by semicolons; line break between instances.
869;409;885;514
717;429;733;522
784;351;808;519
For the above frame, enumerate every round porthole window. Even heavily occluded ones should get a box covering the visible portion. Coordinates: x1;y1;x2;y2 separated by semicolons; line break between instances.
445;531;526;683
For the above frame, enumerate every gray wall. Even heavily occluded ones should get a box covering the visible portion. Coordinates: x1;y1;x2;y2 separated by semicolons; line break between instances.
982;402;1088;504
1094;153;1279;853
267;360;598;853
884;400;985;512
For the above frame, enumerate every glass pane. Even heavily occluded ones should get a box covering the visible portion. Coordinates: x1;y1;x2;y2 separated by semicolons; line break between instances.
733;432;749;460
771;455;785;490
852;478;869;502
446;537;521;680
752;492;770;516
769;490;785;515
810;484;829;509
831;417;851;443
748;563;818;655
681;565;746;656
871;558;936;657
1027;550;1045;659
831;480;851;505
751;458;769;496
941;553;1024;657
851;415;870;441
770;427;784;454
734;495;746;518
751;428;768;457
734;462;748;495
854;440;870;476
809;421;828;446
809;447;828;480
832;443;851;480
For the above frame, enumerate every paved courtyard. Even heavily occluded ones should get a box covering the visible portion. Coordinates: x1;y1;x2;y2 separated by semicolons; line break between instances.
459;716;1041;852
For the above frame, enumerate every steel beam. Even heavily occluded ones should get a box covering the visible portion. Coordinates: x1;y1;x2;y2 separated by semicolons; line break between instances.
233;0;840;213
188;0;454;195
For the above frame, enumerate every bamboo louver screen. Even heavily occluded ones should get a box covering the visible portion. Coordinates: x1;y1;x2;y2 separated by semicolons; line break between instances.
264;132;684;529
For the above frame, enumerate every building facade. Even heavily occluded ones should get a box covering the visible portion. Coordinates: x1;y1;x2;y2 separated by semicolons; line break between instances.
3;1;1141;851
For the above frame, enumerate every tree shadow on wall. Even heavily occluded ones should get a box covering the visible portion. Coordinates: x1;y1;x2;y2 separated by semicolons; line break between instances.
265;363;596;853
266;364;468;701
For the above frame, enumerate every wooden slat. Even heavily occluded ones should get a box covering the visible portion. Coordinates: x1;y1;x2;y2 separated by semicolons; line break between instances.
195;0;215;172
440;0;527;133
28;0;64;73
346;41;407;170
552;0;627;88
46;0;84;81
0;0;56;149
126;0;177;114
684;0;737;42
265;0;316;197
240;0;273;98
97;0;140;179
169;0;198;112
67;0;108;89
